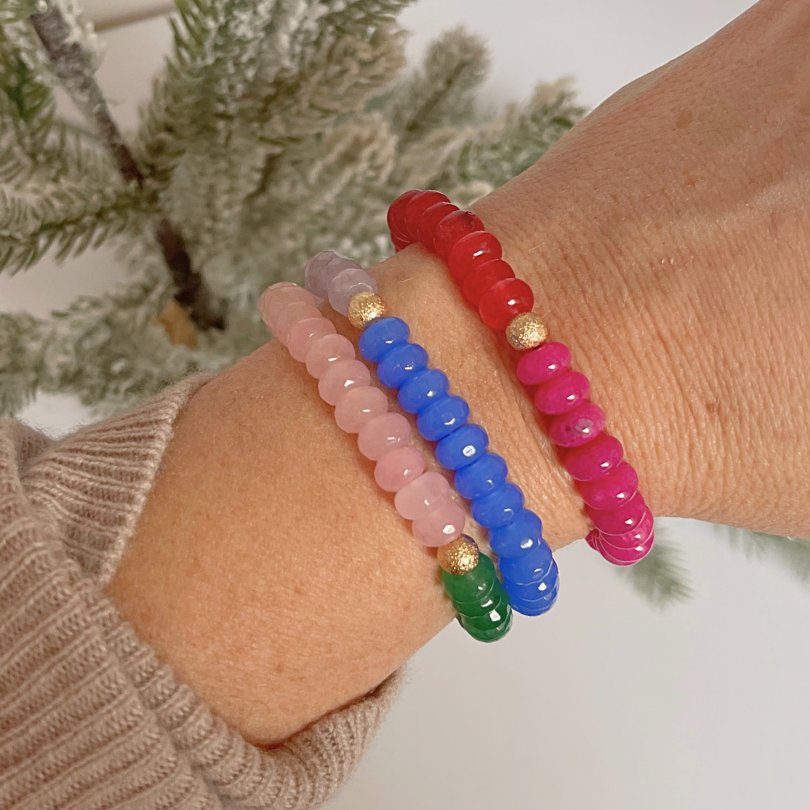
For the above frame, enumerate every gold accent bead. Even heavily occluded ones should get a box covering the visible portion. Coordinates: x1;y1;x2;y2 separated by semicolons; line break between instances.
347;291;387;329
437;535;480;575
505;312;549;350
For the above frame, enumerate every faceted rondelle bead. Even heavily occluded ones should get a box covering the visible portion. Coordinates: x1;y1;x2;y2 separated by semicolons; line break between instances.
461;259;515;308
470;482;524;529
594;506;654;549
515;341;572;386
563;432;624;480
459;597;510;632
456;590;506;620
287;317;336;362
417;201;459;253
548;401;606;448
328;267;378;315
498;543;554;585
442;553;501;604
416;395;470;441
412;498;466;546
596;530;654;565
387;190;422;242
374;445;426;493
461;611;512;642
433;209;485;258
453;452;508;500
304;251;361;304
258;285;316;330
443;555;512;641
357;412;411;461
358;317;410;362
586;492;647;534
392;233;411;252
505;568;559;607
274;301;322;345
488;509;544;558
394;471;450;520
318;359;371;405
478;278;534;330
334;386;389;433
436;424;489;470
576;461;639;510
377;342;429;389
446;231;503;282
405;190;451;240
305;333;355;379
533;370;591;415
397;368;449;414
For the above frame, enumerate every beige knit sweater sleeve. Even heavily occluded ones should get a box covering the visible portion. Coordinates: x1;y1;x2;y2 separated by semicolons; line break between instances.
0;373;402;810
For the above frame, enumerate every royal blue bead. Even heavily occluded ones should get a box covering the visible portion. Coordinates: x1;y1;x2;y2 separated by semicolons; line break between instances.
470;482;524;529
453;453;508;500
358;317;410;362
510;583;559;616
397;368;449;414
489;509;544;558
416;395;470;441
436;424;489;470
498;542;554;585
505;563;559;609
377;342;429;389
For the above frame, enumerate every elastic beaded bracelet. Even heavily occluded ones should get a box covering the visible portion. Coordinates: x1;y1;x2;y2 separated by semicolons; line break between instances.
387;190;654;565
305;252;560;617
258;271;512;642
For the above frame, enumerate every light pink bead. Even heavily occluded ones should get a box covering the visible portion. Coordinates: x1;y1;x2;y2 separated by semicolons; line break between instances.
274;301;321;345
305;251;362;303
394;471;450;520
335;386;389;433
412;498;466;547
305;333;355;378
374;446;426;492
318;359;371;405
357;413;411;460
287;317;336;362
259;285;315;330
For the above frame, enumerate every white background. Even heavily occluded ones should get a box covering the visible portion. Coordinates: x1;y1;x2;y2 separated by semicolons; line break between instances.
6;2;810;808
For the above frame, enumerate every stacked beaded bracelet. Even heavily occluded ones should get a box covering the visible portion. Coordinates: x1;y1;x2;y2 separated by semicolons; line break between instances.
303;251;559;618
386;190;654;565
258;273;513;642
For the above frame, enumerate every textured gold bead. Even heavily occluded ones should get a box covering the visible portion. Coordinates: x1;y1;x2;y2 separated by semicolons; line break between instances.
347;291;387;329
505;312;549;350
437;535;480;575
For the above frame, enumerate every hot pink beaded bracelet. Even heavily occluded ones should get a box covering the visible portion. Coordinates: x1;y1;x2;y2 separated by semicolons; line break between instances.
387;190;654;566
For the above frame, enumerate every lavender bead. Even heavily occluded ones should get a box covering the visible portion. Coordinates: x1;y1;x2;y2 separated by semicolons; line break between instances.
304;251;362;304
328;266;378;315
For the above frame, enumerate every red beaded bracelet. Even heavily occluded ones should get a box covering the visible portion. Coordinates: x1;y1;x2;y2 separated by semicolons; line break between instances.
387;189;654;565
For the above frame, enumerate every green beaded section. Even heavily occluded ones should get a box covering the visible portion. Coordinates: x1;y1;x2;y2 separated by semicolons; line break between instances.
443;553;512;643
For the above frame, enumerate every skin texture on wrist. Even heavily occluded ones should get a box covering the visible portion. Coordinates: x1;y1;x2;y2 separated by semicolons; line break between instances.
105;0;810;749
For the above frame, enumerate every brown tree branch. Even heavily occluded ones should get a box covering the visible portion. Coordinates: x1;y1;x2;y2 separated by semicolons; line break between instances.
29;2;225;331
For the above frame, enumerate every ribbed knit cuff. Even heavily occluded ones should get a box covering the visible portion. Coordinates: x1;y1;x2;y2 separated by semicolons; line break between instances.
0;374;403;810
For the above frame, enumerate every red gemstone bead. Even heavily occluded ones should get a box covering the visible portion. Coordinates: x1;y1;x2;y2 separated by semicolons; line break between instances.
447;231;503;283
404;190;450;242
433;209;485;258
462;259;514;307
387;190;421;243
418;201;459;253
392;232;411;252
478;278;534;329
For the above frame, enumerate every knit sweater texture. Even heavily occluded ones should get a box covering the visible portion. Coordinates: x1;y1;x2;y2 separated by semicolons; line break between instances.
0;373;401;809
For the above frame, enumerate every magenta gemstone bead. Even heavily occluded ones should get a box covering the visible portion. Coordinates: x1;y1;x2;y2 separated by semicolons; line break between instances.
533;370;590;415
374;446;426;492
548;402;606;448
412;498;466;546
334;386;389;433
563;433;624;481
576;461;639;510
587;492;647;534
287;317;336;362
394;471;450;520
305;333;356;379
357;413;411;461
515;342;572;386
595;505;654;549
596;528;654;565
318;359;371;405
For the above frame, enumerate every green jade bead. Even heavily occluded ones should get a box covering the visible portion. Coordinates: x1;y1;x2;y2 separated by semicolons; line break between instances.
460;596;510;631
460;611;513;642
442;553;499;603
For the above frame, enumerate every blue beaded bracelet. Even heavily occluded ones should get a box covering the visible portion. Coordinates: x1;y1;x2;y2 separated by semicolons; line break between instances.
355;312;558;616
